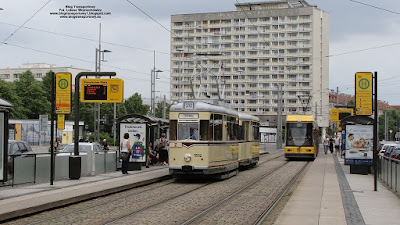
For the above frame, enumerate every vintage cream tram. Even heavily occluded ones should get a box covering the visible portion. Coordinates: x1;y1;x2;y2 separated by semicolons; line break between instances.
168;100;260;179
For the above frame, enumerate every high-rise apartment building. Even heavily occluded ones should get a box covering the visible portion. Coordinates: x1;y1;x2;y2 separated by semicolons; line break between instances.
170;0;329;128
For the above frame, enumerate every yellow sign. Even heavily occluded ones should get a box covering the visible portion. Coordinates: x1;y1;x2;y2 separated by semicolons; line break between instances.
58;114;65;130
330;109;339;122
80;79;124;103
355;72;373;115
56;73;72;114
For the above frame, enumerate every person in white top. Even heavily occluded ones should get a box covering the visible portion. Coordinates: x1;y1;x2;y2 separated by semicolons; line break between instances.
334;135;341;155
120;133;132;174
323;135;329;155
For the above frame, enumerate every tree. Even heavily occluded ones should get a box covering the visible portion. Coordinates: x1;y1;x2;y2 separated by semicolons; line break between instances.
124;93;149;115
347;100;355;107
40;71;54;103
155;101;172;119
0;79;27;118
14;71;50;119
379;109;400;141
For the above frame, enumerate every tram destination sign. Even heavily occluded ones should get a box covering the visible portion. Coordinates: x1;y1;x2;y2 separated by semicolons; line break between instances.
355;72;373;116
80;79;124;103
55;73;72;114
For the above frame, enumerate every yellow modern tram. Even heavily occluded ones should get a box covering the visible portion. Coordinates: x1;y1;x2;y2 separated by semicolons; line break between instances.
284;115;320;160
168;100;260;179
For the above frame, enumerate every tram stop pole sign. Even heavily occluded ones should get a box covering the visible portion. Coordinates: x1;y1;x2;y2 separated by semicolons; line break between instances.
355;72;373;116
55;73;72;114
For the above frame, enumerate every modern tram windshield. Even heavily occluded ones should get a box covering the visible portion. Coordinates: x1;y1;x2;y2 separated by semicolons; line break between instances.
286;123;313;147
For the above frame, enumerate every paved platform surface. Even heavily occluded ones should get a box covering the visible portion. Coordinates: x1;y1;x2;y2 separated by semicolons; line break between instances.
274;151;400;225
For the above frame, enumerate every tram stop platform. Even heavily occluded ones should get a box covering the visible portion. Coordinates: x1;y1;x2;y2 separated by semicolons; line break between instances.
274;150;400;225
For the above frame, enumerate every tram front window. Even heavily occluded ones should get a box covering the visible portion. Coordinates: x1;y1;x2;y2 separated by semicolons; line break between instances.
178;123;199;140
286;123;313;146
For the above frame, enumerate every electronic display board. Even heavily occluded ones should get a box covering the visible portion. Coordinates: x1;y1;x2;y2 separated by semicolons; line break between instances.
80;79;124;103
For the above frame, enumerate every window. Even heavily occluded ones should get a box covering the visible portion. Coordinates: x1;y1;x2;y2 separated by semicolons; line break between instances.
211;114;223;141
178;122;199;140
169;120;177;140
0;74;10;79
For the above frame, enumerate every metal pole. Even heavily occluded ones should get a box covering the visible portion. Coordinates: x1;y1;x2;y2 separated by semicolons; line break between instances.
373;71;378;191
336;87;339;106
151;69;155;115
385;111;388;141
50;71;55;185
113;102;116;146
277;84;282;149
162;95;166;119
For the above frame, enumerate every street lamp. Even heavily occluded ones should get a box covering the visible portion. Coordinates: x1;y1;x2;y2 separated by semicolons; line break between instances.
151;69;163;116
94;48;111;142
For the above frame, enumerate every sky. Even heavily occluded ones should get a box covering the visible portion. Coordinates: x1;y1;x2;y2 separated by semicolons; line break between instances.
1;0;400;105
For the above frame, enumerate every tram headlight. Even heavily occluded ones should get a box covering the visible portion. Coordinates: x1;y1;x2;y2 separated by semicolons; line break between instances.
184;154;191;162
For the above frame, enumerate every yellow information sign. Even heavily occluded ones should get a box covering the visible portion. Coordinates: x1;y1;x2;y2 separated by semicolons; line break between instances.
56;73;72;114
330;109;339;122
80;79;124;103
58;114;65;130
355;72;373;115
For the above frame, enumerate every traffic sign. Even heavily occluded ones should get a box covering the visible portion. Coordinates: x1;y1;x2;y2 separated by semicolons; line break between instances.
56;73;72;114
330;109;339;122
58;114;65;130
80;78;124;103
355;72;373;115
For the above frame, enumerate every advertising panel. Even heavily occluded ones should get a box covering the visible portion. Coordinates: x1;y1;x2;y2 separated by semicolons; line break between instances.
120;123;146;163
344;125;373;165
0;112;4;181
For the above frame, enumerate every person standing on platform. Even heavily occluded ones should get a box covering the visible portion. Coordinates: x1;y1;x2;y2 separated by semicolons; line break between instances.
158;133;169;166
120;133;132;174
334;135;341;155
323;135;329;154
329;136;334;154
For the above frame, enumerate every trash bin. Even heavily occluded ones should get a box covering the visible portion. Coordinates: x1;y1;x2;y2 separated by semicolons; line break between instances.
69;156;81;179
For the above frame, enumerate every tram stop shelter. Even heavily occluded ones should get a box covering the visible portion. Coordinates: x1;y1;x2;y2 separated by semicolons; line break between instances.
117;114;169;170
340;115;375;174
0;98;13;182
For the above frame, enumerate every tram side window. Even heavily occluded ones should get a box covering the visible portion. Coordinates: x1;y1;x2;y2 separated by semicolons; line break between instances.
200;120;210;140
227;116;237;140
253;122;260;141
238;125;243;140
212;114;223;141
169;120;177;141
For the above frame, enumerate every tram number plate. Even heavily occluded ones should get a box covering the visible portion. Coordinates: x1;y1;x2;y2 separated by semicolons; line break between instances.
182;165;193;171
194;154;202;157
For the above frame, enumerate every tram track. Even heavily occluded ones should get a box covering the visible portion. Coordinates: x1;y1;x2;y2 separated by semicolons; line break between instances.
181;161;309;225
6;153;286;225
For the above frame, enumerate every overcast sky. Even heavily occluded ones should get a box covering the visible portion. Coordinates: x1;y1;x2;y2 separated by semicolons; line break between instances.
1;0;400;105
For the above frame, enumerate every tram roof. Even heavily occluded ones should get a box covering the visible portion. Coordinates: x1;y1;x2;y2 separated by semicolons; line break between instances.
286;115;314;122
170;101;239;116
239;113;259;122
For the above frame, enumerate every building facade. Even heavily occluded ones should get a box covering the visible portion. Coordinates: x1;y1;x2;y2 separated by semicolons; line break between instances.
170;0;329;128
0;63;90;84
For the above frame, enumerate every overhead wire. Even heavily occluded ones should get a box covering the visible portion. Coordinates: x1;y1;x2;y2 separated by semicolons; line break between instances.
0;21;170;55
1;42;170;84
2;0;53;44
349;0;400;16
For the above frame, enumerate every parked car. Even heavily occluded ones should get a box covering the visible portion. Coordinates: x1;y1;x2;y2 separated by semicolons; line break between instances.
8;140;35;156
389;148;400;160
7;140;35;180
58;142;103;156
383;144;400;157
